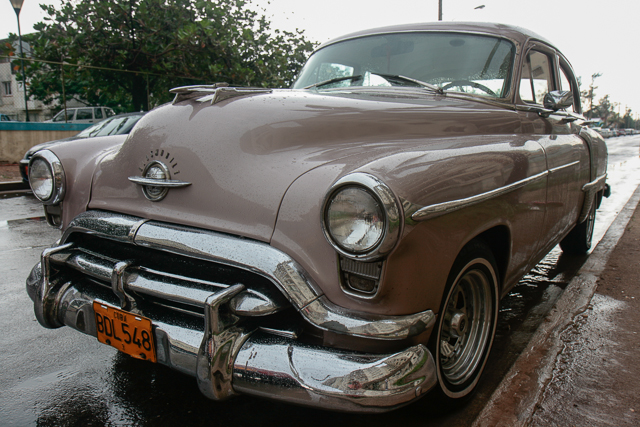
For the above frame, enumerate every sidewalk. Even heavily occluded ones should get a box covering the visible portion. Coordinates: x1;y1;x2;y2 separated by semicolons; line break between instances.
475;185;640;426
0;163;29;192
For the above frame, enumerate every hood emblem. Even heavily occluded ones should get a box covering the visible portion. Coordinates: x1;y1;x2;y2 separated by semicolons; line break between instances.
128;160;191;202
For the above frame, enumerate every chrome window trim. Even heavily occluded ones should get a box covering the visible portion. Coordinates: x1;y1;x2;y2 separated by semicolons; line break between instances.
412;170;549;222
28;149;66;205
322;172;403;262
59;210;433;340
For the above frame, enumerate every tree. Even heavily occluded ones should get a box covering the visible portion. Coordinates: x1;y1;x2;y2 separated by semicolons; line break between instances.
20;0;315;112
581;72;602;119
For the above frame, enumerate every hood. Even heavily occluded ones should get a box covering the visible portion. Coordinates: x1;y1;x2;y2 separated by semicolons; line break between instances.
88;88;519;242
25;136;82;158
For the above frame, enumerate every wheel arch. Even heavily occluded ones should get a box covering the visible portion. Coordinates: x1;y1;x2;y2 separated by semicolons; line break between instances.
472;225;511;292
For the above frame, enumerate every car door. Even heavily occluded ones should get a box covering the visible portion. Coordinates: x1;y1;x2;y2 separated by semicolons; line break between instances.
75;108;95;123
516;44;589;254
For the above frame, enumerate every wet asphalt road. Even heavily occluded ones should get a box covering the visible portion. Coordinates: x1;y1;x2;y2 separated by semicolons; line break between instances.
1;135;639;427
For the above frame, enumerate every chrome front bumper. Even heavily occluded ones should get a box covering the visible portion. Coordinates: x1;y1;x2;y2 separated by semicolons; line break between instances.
26;210;438;412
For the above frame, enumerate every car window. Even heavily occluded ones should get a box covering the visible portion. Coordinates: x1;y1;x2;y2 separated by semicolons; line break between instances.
293;33;515;98
559;65;578;113
519;50;553;105
93;117;129;136
75;120;106;137
76;108;93;120
95;108;103;119
53;109;74;122
105;108;116;117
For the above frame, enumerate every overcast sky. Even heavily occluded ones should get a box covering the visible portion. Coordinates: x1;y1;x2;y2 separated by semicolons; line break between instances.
2;0;638;116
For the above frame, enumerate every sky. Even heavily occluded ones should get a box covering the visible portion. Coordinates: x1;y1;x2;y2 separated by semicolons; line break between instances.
1;0;638;116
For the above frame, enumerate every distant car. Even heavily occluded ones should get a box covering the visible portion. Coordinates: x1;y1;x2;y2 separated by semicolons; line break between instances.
26;22;609;412
19;112;144;182
625;128;636;135
594;127;613;138
46;106;116;124
0;113;18;122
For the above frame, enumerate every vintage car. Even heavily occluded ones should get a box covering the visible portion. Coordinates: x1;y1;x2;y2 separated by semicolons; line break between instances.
19;112;146;183
26;22;609;412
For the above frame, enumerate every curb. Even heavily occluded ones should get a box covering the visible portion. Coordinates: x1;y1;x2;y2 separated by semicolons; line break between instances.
473;182;640;427
0;181;30;193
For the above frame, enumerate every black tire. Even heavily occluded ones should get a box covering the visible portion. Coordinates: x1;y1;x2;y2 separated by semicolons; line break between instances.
560;197;596;255
428;240;499;399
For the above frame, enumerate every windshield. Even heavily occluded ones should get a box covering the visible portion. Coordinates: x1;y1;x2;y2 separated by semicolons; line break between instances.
76;114;143;138
292;32;515;98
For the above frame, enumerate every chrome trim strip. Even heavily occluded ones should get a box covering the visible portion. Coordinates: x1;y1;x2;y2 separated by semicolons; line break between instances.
411;170;549;222
128;176;192;188
549;160;580;173
58;210;433;340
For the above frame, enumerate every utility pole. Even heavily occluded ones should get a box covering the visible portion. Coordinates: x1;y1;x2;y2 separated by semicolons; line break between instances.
10;0;30;121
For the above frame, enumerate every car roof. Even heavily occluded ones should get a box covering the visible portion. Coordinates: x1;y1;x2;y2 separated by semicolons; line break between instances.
316;22;554;52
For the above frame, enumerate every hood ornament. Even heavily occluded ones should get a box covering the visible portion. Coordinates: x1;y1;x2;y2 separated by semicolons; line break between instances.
128;160;191;202
170;83;272;105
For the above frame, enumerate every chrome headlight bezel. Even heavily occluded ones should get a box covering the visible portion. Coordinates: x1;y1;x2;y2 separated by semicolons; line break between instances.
28;149;66;205
322;173;402;261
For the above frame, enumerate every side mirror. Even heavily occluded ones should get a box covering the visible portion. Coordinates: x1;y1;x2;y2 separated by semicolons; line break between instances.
543;90;573;111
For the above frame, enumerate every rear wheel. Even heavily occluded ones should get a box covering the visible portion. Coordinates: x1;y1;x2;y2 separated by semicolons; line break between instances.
560;196;596;255
429;240;499;399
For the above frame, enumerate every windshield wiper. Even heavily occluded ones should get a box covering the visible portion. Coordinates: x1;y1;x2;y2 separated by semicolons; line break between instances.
370;73;444;94
304;75;363;89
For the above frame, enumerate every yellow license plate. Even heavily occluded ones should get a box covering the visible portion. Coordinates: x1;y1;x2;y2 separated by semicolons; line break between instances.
93;302;157;363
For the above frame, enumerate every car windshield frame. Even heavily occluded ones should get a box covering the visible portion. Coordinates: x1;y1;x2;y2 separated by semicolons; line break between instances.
293;31;517;100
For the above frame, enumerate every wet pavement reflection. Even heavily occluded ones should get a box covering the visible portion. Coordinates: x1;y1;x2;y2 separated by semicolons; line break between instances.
1;136;638;426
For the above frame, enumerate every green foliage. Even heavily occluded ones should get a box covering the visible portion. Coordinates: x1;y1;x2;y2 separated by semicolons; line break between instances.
21;0;315;112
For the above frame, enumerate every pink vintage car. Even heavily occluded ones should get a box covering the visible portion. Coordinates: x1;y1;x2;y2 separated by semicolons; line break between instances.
26;22;609;412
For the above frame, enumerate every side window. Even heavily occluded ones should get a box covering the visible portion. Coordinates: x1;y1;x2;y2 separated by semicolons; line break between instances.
76;108;93;120
519;50;553;105
94;107;103;119
53;110;72;122
559;66;578;113
106;108;115;117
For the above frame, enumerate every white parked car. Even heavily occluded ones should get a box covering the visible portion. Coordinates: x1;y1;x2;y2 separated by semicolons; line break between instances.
47;106;116;124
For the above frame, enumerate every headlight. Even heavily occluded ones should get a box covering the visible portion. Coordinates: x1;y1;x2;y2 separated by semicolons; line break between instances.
323;173;402;261
326;187;384;252
28;150;65;205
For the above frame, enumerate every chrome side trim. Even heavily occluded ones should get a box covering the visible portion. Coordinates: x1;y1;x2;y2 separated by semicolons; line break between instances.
579;173;607;223
411;170;549;222
549;160;580;173
127;177;192;188
58;210;433;340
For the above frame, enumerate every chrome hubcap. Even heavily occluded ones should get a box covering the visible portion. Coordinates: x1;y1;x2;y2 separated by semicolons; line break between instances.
439;267;492;386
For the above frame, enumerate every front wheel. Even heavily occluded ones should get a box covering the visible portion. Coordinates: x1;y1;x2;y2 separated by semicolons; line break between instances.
429;240;499;399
